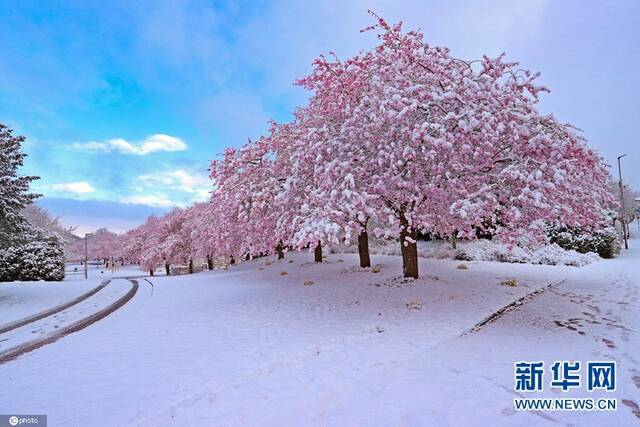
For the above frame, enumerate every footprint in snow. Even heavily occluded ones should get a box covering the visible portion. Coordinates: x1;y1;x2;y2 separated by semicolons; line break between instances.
601;338;616;349
622;399;640;419
631;373;640;390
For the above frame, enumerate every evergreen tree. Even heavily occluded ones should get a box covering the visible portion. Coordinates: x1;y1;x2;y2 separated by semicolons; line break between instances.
0;123;40;245
0;123;65;281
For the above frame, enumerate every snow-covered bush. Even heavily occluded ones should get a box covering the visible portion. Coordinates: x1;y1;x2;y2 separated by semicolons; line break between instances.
528;244;601;266
0;229;66;281
548;226;619;259
449;239;600;267
330;237;600;267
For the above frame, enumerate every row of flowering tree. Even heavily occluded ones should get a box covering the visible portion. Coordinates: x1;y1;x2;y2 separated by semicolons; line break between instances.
121;204;217;275
122;15;614;278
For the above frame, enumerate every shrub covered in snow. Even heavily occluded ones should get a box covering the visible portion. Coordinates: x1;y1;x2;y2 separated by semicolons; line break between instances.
527;243;601;266
448;239;600;267
548;226;619;259
331;237;600;267
0;228;66;281
0;230;64;281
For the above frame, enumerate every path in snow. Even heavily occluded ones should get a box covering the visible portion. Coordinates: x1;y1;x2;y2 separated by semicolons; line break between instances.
0;264;145;327
0;281;108;334
0;278;138;363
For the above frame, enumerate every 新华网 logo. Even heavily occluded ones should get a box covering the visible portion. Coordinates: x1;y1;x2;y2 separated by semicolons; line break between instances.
513;360;616;412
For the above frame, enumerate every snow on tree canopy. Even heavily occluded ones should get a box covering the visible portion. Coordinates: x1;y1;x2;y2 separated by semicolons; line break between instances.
121;14;614;279
0;123;65;281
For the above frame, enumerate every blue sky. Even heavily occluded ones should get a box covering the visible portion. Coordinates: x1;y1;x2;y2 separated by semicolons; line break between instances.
1;0;638;234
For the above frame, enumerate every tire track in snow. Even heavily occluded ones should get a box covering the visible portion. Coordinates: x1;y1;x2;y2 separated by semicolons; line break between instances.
0;278;139;364
0;280;109;334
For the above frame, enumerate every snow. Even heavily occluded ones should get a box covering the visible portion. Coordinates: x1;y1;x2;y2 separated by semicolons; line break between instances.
335;238;602;267
0;241;638;426
0;280;97;326
0;278;132;353
0;263;147;327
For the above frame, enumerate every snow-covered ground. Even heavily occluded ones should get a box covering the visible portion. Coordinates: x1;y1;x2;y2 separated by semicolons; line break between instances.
0;279;98;325
0;242;638;426
0;263;140;326
0;278;132;355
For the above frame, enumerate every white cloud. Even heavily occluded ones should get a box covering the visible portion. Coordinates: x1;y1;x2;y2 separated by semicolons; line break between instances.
50;181;96;194
72;134;187;155
136;169;210;199
119;169;211;208
120;194;179;208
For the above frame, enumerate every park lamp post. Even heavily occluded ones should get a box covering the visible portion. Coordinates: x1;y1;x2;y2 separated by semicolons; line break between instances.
84;232;94;279
617;154;628;250
84;233;88;279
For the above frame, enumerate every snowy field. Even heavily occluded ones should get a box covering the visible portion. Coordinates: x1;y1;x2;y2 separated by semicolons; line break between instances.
0;264;140;326
1;242;639;426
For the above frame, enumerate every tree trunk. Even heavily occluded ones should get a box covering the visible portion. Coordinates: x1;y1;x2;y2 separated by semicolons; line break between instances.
207;255;213;270
245;253;251;261
358;229;371;268
399;211;419;278
165;261;170;276
314;241;323;263
451;231;457;249
188;259;194;274
229;255;235;265
276;241;285;259
149;269;154;276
